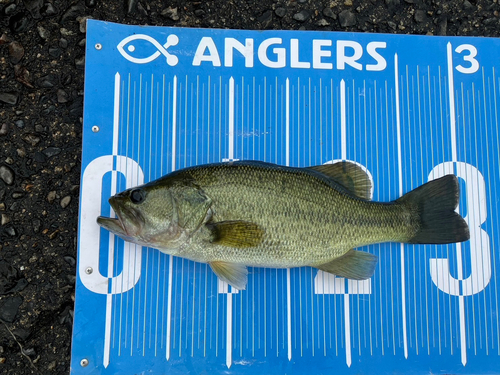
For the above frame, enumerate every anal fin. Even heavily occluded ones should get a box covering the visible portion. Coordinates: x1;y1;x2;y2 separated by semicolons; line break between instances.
313;249;378;280
209;261;248;290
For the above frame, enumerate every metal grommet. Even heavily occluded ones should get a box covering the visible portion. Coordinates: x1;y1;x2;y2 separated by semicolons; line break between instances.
95;43;102;50
80;358;89;367
85;267;93;275
92;125;99;133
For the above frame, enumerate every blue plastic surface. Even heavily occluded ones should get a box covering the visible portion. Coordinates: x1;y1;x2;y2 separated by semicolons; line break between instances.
71;20;500;374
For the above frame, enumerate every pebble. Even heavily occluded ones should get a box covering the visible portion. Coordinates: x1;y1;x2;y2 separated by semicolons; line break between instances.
275;7;287;18
37;26;49;40
161;7;179;21
23;0;43;19
60;196;71;209
414;9;426;23
47;191;57;203
0;261;19;295
49;47;62;58
75;56;85;69
293;10;311;22
194;9;205;16
323;7;336;19
126;0;138;14
339;10;356;27
59;38;68;49
258;10;273;28
42;2;57;16
4;4;17;15
57;89;69;103
344;0;353;5
42;147;61;158
61;4;85;24
8;41;24;64
77;16;92;33
32;219;41;233
63;256;76;267
0;296;23;322
23;134;40;146
86;0;97;8
1;214;10;226
15;120;24;129
0;92;19;105
9;12;29;34
11;192;23;198
60;28;74;37
4;227;16;237
0;124;8;136
5;157;14;165
463;0;473;10
0;165;14;185
0;203;5;210
317;19;330;26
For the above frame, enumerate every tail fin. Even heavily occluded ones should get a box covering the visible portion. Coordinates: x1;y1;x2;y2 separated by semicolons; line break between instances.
397;175;470;244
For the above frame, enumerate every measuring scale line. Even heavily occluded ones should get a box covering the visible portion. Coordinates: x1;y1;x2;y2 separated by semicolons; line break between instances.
446;42;467;366
285;78;293;361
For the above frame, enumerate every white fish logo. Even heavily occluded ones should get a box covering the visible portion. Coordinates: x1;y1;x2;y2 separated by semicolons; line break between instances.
117;34;179;65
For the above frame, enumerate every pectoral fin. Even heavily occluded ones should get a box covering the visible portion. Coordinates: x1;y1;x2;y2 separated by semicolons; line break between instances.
313;249;378;280
209;261;248;290
207;220;264;248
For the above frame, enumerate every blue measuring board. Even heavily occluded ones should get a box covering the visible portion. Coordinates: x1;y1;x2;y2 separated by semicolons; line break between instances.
72;19;500;374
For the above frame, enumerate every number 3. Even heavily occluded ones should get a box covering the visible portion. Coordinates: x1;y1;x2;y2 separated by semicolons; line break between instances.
455;44;479;74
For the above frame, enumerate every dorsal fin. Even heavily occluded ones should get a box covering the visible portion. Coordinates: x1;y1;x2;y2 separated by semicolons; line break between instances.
308;161;372;200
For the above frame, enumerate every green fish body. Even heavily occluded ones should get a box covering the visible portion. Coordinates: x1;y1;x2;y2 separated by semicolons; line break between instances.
97;161;470;289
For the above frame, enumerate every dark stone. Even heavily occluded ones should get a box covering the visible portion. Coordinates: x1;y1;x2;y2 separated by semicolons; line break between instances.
22;348;36;357
414;9;426;23
60;4;85;24
0;124;8;136
59;38;68;48
9;279;28;294
23;134;40;146
5;227;16;237
23;0;43;19
125;0;138;14
323;7;336;19
32;219;41;233
293;10;311;22
57;89;69;103
64;256;76;267
339;10;356;27
0;92;19;105
0;261;19;295
15;120;24;128
194;9;205;16
161;7;179;21
75;56;85;69
38;74;57;88
9;12;29;34
0;296;23;322
9;41;24;64
41;3;58;16
275;7;287;18
463;0;474;10
49;47;62;58
42;105;56;115
0;165;15;185
42;147;61;158
4;4;17;16
258;10;273;28
86;0;97;8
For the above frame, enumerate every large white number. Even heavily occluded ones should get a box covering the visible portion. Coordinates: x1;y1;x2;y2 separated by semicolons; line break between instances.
314;160;373;295
79;155;144;294
429;162;491;296
455;44;479;74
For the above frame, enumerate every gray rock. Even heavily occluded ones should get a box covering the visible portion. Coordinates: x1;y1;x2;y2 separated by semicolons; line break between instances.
64;256;76;267
60;196;71;209
23;0;43;19
323;7;336;19
75;56;85;69
86;0;97;8
258;10;273;28
339;10;356;27
0;92;19;105
275;7;287;18
463;0;474;10
23;134;40;146
59;38;68;49
61;4;85;24
414;10;426;23
0;261;19;295
57;89;69;103
1;214;10;226
161;7;179;21
388;21;397;30
0;124;8;136
126;0;138;14
32;219;41;233
42;2;57;16
47;191;57;203
9;12;29;34
49;47;62;58
293;10;311;22
37;26;49;40
0;165;14;185
5;227;16;237
317;19;330;26
0;296;23;322
9;41;24;64
42;147;61;158
77;16;92;33
4;4;17;15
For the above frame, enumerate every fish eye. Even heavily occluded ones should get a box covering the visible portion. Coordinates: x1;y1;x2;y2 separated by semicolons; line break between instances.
129;188;146;204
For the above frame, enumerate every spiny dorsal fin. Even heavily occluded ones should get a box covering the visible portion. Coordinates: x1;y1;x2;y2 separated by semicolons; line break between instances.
308;161;372;200
209;261;248;290
207;220;264;248
313;249;378;280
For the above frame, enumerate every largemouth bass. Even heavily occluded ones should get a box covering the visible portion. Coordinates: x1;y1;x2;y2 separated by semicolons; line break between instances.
97;161;470;290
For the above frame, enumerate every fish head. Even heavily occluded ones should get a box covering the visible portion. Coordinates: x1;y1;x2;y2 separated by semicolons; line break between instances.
97;184;185;252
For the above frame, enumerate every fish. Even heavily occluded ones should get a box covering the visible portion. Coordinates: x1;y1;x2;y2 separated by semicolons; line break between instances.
97;160;470;290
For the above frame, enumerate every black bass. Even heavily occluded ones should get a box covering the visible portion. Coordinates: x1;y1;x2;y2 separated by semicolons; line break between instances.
97;161;470;290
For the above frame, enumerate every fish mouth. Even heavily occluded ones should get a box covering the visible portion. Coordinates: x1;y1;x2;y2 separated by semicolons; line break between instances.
96;197;143;240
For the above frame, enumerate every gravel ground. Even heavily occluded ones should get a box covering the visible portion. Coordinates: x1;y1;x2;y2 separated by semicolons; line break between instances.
0;0;499;374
